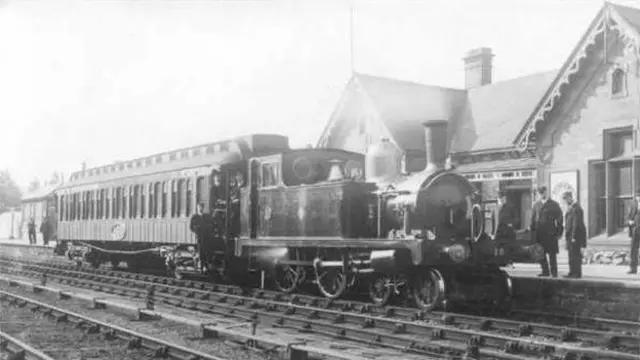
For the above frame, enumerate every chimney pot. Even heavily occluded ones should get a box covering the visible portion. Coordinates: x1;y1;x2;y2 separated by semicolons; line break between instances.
422;120;448;172
463;47;493;89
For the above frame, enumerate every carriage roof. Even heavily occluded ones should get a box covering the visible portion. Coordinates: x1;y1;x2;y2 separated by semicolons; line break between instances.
59;134;289;190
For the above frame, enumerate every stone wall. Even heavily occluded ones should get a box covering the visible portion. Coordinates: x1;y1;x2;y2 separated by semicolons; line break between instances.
513;277;640;321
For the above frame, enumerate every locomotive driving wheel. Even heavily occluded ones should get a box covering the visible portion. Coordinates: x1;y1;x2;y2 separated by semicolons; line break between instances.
314;252;349;299
411;268;446;311
368;274;394;306
275;265;304;293
274;250;306;293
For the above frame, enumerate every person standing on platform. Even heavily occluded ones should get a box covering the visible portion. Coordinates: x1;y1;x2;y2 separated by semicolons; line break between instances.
40;216;51;246
562;191;586;278
626;191;640;274
27;218;36;245
530;186;564;278
190;202;213;271
495;191;517;243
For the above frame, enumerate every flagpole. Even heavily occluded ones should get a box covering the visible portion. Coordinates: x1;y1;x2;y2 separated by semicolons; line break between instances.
349;1;355;73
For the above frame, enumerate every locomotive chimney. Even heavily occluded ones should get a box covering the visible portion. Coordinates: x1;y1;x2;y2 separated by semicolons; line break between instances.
423;120;448;172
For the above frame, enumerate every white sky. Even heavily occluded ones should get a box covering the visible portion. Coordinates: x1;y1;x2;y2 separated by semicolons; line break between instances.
0;0;632;188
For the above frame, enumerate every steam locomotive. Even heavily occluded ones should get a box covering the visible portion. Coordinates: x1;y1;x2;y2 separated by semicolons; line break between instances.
51;121;542;310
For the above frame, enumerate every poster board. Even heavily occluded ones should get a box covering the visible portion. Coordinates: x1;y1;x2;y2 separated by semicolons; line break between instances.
550;170;579;212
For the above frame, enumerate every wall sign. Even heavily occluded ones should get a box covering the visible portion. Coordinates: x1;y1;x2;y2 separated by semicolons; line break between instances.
550;170;579;212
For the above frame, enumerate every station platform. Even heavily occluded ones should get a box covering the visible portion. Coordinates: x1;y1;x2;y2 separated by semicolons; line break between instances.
1;237;639;285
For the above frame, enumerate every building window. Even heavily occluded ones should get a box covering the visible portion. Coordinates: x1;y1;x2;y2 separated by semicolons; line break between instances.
590;128;639;237
612;68;626;96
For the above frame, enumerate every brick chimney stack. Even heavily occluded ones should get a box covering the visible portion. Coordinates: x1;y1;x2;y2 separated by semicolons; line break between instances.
463;47;493;89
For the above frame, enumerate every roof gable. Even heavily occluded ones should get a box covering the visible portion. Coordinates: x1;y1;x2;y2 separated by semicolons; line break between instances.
514;2;640;150
353;73;466;152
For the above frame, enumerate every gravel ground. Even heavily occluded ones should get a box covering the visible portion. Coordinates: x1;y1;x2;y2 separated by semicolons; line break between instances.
0;282;287;360
0;298;148;360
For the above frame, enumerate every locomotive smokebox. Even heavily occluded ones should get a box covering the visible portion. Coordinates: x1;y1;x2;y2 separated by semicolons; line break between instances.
422;120;448;173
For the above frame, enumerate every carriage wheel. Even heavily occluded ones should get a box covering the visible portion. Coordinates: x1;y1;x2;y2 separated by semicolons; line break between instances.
274;265;303;293
368;274;394;306
411;268;446;311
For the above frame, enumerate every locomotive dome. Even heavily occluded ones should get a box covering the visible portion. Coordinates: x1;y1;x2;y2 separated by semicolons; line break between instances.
365;138;403;185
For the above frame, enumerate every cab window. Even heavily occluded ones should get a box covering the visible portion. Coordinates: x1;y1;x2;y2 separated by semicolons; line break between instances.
260;162;280;188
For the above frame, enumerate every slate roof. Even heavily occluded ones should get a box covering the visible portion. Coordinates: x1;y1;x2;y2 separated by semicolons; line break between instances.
452;70;558;153
342;71;556;155
610;2;640;33
354;73;467;152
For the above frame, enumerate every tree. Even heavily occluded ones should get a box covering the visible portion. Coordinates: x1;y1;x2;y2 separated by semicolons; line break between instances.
27;177;40;193
0;170;22;212
49;172;60;185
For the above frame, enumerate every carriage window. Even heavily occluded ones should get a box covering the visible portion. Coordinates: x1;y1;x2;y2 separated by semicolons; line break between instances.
177;179;185;217
132;185;139;218
105;190;110;219
90;191;95;220
196;176;205;207
141;185;146;218
114;188;120;219
171;181;178;217
97;189;103;219
261;162;280;188
152;183;160;218
162;181;168;217
59;196;64;221
186;179;192;216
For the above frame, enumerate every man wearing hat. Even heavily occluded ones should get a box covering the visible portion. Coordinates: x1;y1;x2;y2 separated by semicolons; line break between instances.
562;191;586;278
626;190;640;274
530;186;564;277
495;191;517;243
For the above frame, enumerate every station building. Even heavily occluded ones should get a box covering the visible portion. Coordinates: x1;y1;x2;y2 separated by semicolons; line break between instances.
316;2;640;255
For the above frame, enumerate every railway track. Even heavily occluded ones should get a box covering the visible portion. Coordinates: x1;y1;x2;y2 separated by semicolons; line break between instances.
0;288;229;360
1;256;638;360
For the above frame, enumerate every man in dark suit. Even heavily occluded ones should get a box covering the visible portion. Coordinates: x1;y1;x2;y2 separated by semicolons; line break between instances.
627;191;640;274
562;191;586;278
530;186;564;277
190;202;213;270
495;191;517;243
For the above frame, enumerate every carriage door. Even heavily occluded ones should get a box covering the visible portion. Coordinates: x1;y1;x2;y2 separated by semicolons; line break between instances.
210;169;227;237
249;160;260;238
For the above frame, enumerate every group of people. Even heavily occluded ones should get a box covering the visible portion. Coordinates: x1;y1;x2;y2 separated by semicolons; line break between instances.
496;185;586;278
27;217;53;246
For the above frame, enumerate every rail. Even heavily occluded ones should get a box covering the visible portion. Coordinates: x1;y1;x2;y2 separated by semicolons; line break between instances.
0;329;55;360
1;257;639;360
